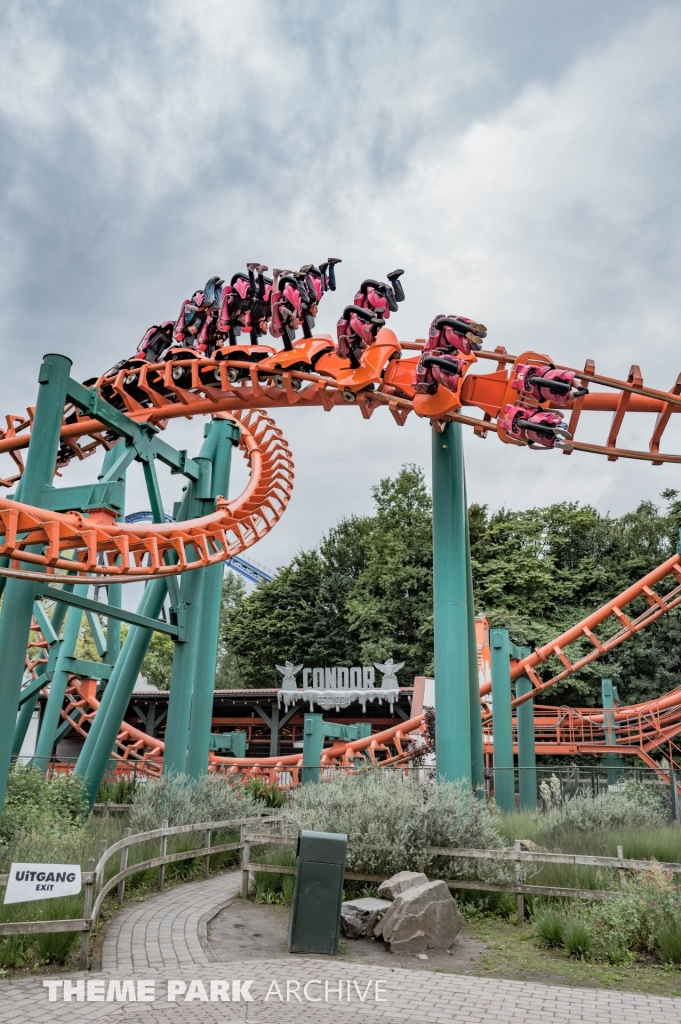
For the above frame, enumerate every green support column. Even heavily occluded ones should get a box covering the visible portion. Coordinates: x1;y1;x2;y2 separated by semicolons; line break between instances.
269;702;280;757
33;584;88;769
464;480;485;793
515;671;537;812
0;354;72;813
490;627;515;814
601;678;624;785
13;588;73;756
99;443;126;666
432;421;471;786
186;420;239;779
302;714;324;784
74;575;168;806
162;568;204;775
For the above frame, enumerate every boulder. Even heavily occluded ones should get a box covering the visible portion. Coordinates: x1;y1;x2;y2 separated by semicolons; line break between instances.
340;897;392;939
517;839;547;853
377;870;429;900
373;880;463;952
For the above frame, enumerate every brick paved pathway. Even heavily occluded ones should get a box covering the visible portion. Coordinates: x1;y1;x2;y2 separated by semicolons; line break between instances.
1;870;680;1024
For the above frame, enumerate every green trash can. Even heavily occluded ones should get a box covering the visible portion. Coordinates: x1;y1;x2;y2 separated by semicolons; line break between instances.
288;830;347;954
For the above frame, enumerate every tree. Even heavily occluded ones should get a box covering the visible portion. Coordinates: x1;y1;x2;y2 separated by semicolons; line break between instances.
141;631;174;690
215;571;248;688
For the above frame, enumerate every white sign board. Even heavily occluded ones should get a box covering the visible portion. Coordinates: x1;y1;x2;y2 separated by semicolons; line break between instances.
4;863;81;904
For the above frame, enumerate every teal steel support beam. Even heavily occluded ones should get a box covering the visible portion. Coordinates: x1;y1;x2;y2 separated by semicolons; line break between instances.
74;575;168;805
99;443;126;666
37;584;180;637
464;481;485;794
490;627;515;814
432;421;471;785
162;567;204;776
186;420;239;779
515;669;537;812
302;714;324;784
12;593;71;756
601;678;624;784
0;354;72;813
33;584;88;770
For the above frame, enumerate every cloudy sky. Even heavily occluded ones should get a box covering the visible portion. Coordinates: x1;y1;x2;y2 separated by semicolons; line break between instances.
1;0;681;574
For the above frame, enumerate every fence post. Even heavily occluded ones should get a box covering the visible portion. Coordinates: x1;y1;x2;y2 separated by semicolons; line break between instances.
204;817;212;879
241;825;250;899
616;845;626;892
118;828;131;905
79;857;95;971
514;840;524;920
158;819;168;891
670;768;681;824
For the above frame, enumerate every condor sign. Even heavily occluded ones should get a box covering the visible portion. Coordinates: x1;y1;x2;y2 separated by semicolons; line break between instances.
4;863;81;904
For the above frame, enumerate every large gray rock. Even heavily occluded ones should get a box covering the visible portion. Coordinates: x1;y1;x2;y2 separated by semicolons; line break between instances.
373;880;463;952
340;897;392;939
377;870;428;900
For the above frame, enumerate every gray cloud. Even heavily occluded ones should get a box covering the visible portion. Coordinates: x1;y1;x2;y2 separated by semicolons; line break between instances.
0;0;679;571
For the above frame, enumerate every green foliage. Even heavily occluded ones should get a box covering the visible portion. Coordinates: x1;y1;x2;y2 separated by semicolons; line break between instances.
0;764;88;844
244;777;288;808
36;929;78;964
252;844;296;904
535;784;666;842
657;918;681;965
534;908;564;947
96;773;138;804
562;918;592;958
222;466;433;686
141;631;174;690
0;935;26;968
290;768;505;879
215;572;248;688
128;772;260;832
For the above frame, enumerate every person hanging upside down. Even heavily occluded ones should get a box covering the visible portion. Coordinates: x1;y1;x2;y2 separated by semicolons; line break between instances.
336;269;405;367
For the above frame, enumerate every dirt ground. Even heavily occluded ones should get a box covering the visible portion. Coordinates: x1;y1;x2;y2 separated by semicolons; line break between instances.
207;898;681;998
208;897;488;973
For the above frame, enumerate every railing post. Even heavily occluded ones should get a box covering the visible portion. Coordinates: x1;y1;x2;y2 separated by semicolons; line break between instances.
204;817;212;879
118;828;131;905
670;768;681;824
158;818;168;891
617;844;626;892
79;857;95;971
241;825;250;899
96;839;107;890
514;840;524;920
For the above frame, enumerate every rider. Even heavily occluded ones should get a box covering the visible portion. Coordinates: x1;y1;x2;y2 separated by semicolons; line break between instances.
336;269;405;368
413;314;486;395
270;259;341;349
172;276;224;355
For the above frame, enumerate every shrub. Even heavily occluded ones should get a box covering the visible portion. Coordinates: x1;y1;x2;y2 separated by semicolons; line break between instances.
36;930;78;964
0;935;26;968
96;774;138;805
535;786;665;842
562;918;592;958
534;908;564;947
0;764;88;843
581;865;681;962
290;769;505;879
657;919;681;965
128;772;260;832
253;845;295;904
245;778;288;808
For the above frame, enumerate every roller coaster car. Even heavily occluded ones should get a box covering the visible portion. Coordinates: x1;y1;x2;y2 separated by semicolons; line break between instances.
334;327;402;392
411;349;480;419
93;355;152;410
254;335;335;390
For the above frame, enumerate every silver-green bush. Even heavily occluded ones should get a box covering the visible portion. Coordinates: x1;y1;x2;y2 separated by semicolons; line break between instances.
535;783;665;842
128;772;261;832
289;769;506;878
